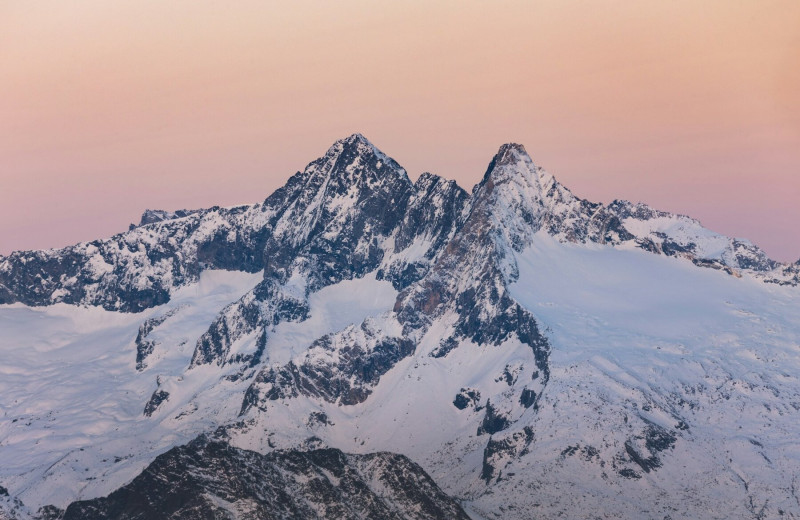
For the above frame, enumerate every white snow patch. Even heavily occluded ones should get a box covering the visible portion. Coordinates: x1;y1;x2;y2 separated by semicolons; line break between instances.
0;270;261;509
266;272;397;365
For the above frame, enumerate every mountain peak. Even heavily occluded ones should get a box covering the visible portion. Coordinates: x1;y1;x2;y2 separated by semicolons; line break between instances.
468;141;589;257
326;133;383;161
494;143;530;166
339;132;371;146
478;142;556;199
480;142;543;187
307;134;407;186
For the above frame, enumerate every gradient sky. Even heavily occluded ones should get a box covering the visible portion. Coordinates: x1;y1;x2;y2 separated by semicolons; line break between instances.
1;1;798;260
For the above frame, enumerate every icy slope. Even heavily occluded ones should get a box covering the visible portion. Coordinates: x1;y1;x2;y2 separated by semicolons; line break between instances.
477;233;800;519
0;270;261;510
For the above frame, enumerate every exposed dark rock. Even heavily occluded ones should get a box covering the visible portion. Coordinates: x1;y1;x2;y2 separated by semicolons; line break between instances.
134;338;156;372
519;388;537;408
34;505;64;520
645;424;677;454
1;134;797;520
137;209;201;227
480;427;535;482
624;423;677;474
496;363;521;386
191;280;310;367
430;337;459;358
453;388;481;410
477;401;511;436
618;468;641;480
0;487;27;520
189;134;444;368
59;436;470;520
307;411;332;427
242;326;416;412
561;445;579;458
0;203;272;312
393;145;553;389
143;389;169;417
582;445;600;461
655;232;697;257
624;441;656;473
560;444;600;463
0;134;793;321
381;173;469;291
134;307;182;370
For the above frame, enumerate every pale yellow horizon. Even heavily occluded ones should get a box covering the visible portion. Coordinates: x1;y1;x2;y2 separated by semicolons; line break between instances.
1;1;798;260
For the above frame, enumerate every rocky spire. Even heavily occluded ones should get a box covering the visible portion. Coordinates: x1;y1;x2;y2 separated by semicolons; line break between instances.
307;133;410;189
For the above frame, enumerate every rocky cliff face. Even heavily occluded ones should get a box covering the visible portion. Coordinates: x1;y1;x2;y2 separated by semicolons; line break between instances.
0;201;271;312
189;134;470;370
240;141;552;420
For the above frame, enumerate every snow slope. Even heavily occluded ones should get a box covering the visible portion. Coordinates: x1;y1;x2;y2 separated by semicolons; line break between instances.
492;233;800;518
264;272;397;366
0;270;398;514
0;270;261;509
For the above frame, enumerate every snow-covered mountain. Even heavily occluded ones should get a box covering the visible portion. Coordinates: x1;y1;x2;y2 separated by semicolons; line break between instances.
1;134;799;519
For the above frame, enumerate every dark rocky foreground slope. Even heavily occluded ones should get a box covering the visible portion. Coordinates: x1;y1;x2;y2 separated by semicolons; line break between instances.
56;436;469;520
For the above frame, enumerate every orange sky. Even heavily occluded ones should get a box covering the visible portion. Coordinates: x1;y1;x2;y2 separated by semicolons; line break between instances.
1;1;798;260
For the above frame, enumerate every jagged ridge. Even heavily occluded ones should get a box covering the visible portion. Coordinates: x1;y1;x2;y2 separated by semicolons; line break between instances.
54;435;470;520
2;134;799;520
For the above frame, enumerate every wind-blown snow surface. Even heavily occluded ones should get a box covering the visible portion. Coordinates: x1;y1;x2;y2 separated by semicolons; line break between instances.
0;270;397;513
0;270;261;508
502;233;800;519
265;273;397;366
2;135;800;519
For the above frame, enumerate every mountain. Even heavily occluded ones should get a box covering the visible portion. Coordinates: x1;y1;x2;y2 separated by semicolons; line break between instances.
1;134;799;519
58;435;470;520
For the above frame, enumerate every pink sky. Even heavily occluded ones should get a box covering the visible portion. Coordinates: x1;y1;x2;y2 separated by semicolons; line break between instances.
1;1;798;261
